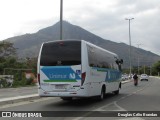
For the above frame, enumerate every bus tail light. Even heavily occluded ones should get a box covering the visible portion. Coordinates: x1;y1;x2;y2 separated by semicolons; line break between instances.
38;73;40;85
81;72;86;86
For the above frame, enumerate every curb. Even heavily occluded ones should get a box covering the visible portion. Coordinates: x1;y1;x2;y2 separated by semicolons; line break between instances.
0;94;40;106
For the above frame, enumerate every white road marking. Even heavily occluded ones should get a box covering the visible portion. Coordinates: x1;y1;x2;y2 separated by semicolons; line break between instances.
72;86;148;120
114;101;126;111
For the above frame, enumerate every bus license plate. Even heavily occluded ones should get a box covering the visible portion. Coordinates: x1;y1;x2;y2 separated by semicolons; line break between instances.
55;85;66;89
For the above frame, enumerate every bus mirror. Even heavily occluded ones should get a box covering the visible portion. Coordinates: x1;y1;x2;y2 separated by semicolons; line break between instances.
115;59;123;65
115;60;119;64
120;59;123;64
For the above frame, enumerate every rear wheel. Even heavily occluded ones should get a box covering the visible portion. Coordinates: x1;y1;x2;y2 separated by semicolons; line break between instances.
97;86;105;100
113;83;120;95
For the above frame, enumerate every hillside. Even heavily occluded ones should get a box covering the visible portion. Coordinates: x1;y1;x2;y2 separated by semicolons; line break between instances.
5;21;160;67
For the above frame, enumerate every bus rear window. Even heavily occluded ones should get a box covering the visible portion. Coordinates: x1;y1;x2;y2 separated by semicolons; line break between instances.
40;41;81;66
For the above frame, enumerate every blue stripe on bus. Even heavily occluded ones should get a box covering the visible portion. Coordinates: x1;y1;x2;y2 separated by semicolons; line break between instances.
106;70;121;81
41;66;81;81
91;67;121;81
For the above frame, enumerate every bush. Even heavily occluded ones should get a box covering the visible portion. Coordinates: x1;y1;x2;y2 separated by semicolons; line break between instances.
25;78;33;85
12;73;35;87
0;78;7;88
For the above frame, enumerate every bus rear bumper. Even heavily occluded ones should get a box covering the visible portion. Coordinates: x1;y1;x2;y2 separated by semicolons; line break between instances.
38;88;89;97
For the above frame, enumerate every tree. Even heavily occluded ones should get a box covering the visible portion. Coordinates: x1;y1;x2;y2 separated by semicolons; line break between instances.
0;41;37;87
0;41;17;58
152;61;160;76
0;41;17;74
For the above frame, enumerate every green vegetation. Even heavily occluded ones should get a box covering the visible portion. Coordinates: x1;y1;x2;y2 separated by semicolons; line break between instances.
151;61;160;76
122;60;160;76
0;41;37;88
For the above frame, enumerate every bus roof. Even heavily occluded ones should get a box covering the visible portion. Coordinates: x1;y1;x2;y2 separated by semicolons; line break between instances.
42;39;118;58
82;40;118;57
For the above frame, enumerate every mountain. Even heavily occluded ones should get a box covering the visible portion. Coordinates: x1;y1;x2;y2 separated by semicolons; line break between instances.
5;21;160;68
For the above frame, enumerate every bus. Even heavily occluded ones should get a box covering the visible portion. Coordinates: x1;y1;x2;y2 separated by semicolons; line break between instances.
37;40;123;100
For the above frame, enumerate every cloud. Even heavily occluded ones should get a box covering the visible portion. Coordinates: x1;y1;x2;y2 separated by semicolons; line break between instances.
64;0;160;55
0;0;159;55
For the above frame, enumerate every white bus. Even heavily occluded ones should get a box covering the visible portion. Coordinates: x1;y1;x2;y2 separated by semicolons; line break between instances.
37;40;123;100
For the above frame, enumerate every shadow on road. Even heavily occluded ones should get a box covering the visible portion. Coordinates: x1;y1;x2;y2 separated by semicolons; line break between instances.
44;93;127;110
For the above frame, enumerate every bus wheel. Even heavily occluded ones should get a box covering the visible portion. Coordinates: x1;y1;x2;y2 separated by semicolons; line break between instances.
61;97;72;101
98;87;105;100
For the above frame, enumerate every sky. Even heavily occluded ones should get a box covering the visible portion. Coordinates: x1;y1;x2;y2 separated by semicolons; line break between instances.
0;0;160;55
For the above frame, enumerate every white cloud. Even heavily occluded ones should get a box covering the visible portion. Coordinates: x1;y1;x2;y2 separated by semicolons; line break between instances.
0;0;60;39
0;0;159;55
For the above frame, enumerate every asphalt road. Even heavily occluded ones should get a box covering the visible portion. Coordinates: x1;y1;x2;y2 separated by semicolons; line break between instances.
0;77;160;120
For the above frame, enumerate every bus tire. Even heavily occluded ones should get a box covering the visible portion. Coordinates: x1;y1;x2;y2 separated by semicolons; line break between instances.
97;86;105;100
113;83;121;95
61;97;72;101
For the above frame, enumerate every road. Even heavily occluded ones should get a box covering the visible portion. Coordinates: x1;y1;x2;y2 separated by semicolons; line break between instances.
0;77;160;120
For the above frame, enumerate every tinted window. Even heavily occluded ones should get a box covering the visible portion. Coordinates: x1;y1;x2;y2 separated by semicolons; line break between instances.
87;44;118;70
40;41;81;66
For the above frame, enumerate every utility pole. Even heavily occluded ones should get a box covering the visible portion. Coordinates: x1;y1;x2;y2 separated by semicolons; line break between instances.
125;18;134;75
60;0;63;40
144;65;145;74
150;65;152;76
137;44;142;75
